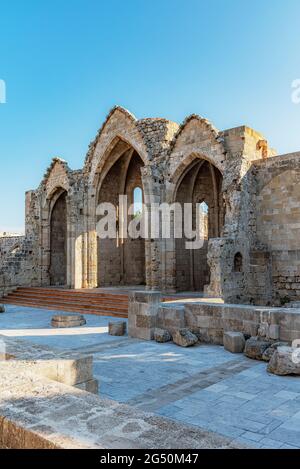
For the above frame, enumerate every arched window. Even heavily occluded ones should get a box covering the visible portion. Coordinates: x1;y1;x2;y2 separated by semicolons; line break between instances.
10;245;21;254
198;201;209;240
133;187;143;217
234;252;243;272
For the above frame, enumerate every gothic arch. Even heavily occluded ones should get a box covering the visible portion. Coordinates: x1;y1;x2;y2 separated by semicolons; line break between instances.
49;190;68;286
173;158;224;291
166;115;226;188
85;106;149;187
96;143;146;287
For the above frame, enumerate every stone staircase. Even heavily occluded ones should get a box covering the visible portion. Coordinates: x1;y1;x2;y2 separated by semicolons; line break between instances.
1;287;129;318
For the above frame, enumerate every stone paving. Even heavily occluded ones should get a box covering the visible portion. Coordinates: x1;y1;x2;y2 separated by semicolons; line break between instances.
1;305;300;449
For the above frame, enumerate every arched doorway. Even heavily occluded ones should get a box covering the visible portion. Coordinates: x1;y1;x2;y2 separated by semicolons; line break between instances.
97;144;145;287
175;159;223;291
49;191;67;286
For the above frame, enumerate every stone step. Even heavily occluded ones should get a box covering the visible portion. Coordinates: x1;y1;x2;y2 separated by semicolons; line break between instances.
10;291;128;307
2;296;128;313
2;287;129;318
1;297;128;318
16;287;128;301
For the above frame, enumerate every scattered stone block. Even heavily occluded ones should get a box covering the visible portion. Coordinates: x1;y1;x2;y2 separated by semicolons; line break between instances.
0;305;5;313
267;346;300;376
108;321;126;336
51;314;86;328
244;337;272;360
173;329;198;347
223;331;245;353
262;342;289;362
154;328;172;343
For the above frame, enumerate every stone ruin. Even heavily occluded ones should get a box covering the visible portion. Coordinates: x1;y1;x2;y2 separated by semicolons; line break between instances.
1;105;300;307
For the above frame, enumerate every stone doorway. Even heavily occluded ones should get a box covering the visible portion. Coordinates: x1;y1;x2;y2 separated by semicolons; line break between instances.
97;145;146;287
49;191;67;286
175;159;223;291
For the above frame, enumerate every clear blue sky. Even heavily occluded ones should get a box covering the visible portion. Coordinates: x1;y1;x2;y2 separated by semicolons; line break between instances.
1;0;300;232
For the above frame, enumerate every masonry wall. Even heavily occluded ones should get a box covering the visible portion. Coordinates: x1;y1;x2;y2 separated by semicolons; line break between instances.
253;153;300;304
0;234;24;262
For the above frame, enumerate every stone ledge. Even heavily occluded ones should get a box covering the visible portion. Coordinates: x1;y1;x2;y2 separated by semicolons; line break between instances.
158;302;300;344
0;335;98;391
0;361;243;449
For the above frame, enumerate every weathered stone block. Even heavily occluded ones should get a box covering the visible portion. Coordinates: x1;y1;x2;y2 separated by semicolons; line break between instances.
56;356;93;385
223;331;245;353
244;337;272;360
173;329;198;347
267;346;300;375
154;328;172;343
262;341;289;362
108;321;126;336
51;314;86;328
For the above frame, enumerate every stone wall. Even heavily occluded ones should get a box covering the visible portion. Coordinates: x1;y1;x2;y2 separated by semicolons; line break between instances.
252;153;300;304
0;233;24;263
128;293;300;345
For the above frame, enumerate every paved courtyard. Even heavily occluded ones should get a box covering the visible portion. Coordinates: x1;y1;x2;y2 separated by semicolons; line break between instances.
1;305;300;449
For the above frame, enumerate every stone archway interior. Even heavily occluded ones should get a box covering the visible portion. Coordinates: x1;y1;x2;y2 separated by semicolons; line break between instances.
175;159;223;291
49;191;67;286
97;144;145;287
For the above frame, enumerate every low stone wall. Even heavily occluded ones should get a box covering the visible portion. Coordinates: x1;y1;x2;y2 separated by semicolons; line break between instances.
128;292;300;344
181;303;300;344
0;335;98;393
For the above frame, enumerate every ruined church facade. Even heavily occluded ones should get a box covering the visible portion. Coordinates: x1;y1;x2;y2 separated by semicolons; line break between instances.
1;106;300;306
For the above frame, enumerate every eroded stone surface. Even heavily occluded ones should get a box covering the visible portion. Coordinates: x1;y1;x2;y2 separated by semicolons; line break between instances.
154;328;172;343
244;337;272;360
51;314;86;328
0;360;242;449
109;321;126;336
173;329;198;347
262;342;289;362
267;346;300;376
223;331;245;353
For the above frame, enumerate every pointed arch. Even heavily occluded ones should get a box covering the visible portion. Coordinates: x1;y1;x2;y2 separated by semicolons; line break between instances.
166;115;226;184
85;106;149;186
